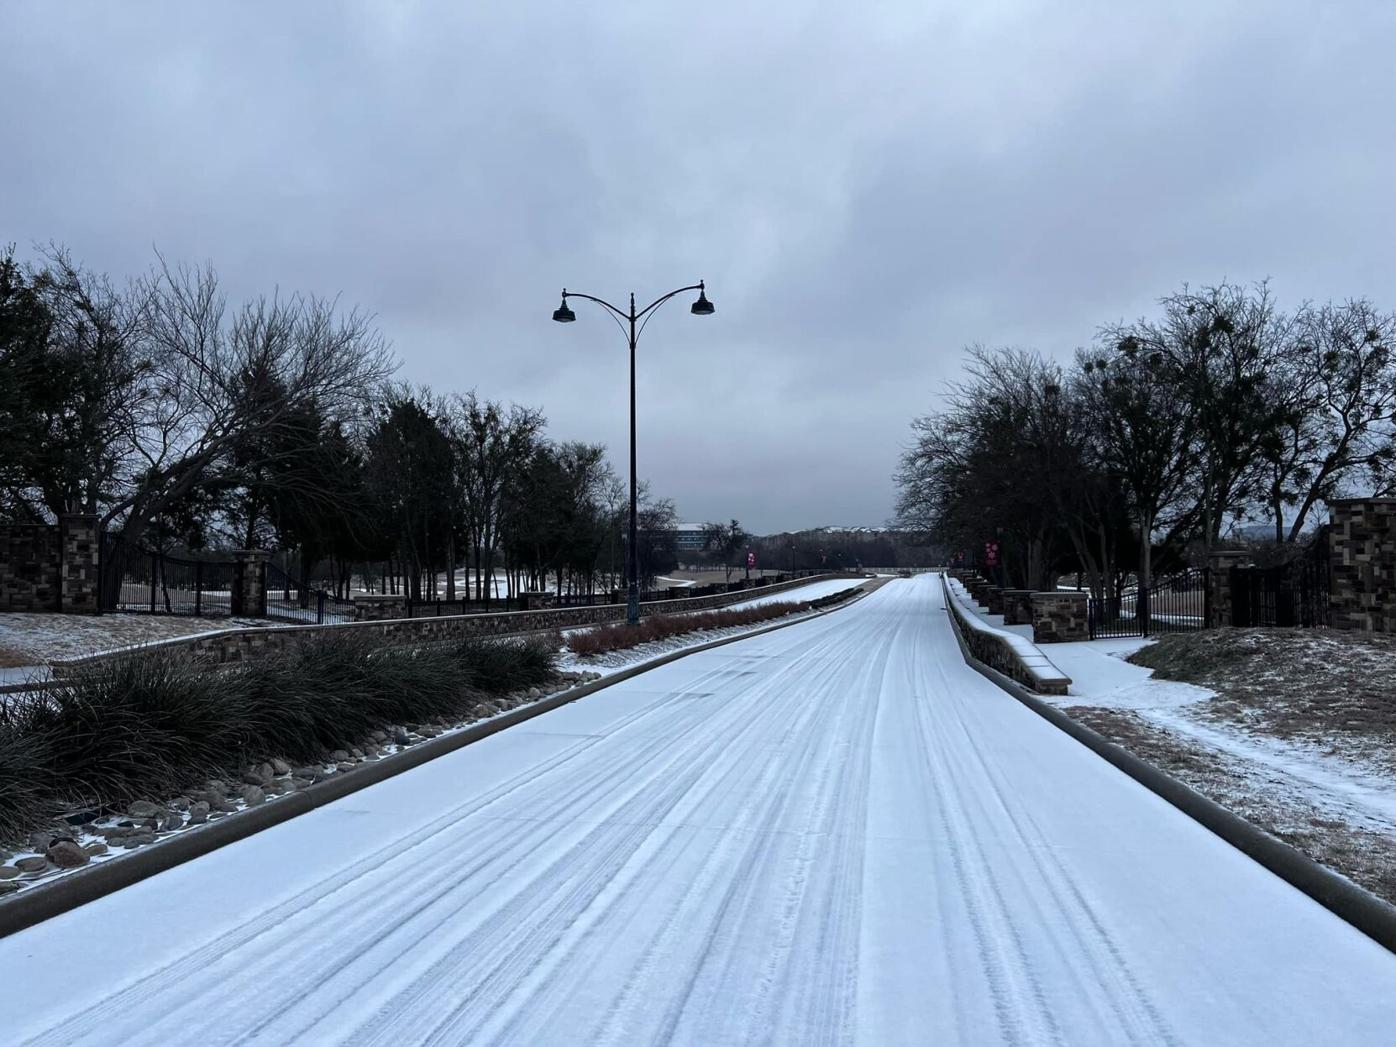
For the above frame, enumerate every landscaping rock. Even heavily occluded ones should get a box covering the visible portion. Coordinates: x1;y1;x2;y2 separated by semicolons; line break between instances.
169;795;192;811
330;749;350;762
418;726;441;738
349;747;364;759
63;809;101;827
0;866;19;880
128;800;161;819
239;785;266;806
16;856;50;874
292;766;322;780
271;757;292;777
0;882;20;896
186;801;210;825
120;832;156;848
370;730;388;744
46;840;89;869
291;777;315;790
83;842;108;857
392;727;411;745
28;831;55;853
335;761;356;774
160;813;184;832
242;766;270;787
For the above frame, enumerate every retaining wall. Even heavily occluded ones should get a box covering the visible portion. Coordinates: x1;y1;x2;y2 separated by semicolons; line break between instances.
50;572;862;674
943;576;1071;695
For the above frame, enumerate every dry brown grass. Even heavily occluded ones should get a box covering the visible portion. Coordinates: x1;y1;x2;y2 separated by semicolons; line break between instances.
1129;628;1396;763
0;645;32;669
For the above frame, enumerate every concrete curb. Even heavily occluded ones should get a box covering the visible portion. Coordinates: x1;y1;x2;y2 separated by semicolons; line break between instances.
939;574;1396;956
0;581;877;939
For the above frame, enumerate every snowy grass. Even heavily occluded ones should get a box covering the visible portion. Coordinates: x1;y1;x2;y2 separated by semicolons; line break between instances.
0;632;559;845
0;611;278;668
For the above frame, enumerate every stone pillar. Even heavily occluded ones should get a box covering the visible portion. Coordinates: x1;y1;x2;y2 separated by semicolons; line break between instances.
231;550;271;618
984;586;1005;615
57;514;101;614
1329;498;1396;632
1001;589;1033;625
1031;591;1089;643
521;591;555;611
1206;549;1250;627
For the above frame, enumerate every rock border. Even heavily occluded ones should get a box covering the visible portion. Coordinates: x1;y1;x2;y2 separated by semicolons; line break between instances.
938;573;1396;957
0;578;881;939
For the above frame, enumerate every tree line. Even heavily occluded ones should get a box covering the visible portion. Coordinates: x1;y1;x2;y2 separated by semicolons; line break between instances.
0;245;679;603
896;282;1396;598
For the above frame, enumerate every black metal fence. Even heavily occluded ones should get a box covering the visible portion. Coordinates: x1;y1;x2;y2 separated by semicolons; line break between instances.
1229;555;1330;628
99;534;238;616
265;563;356;624
1088;567;1210;639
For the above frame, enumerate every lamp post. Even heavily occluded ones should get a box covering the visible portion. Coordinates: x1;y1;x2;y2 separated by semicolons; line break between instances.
552;281;714;625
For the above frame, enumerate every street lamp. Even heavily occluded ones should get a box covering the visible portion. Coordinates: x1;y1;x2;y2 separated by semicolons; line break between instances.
552;280;714;625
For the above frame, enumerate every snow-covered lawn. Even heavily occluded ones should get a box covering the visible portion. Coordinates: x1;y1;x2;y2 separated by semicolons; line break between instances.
0;612;278;680
726;576;860;609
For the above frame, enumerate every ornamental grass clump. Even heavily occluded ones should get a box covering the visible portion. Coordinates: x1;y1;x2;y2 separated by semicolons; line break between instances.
0;630;561;847
6;654;246;814
439;634;560;695
238;631;477;764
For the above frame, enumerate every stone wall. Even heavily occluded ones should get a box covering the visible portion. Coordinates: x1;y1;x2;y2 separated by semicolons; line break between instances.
1206;550;1250;627
1001;589;1034;626
1329;498;1396;632
0;524;61;611
1030;591;1088;643
0;515;101;614
943;577;1070;695
51;572;862;674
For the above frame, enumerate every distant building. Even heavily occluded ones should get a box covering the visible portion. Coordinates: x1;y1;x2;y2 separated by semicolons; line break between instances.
674;523;707;552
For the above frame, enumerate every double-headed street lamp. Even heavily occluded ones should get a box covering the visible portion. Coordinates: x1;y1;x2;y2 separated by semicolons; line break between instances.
552;281;715;626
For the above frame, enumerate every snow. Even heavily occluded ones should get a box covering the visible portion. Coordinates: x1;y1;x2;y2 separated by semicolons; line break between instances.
726;576;859;609
1045;635;1396;836
4;575;1395;1045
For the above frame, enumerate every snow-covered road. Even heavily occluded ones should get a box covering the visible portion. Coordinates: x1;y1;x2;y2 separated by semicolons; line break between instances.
5;576;1395;1045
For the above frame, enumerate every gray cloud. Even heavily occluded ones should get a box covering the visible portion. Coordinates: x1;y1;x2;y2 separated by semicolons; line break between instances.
5;1;1395;532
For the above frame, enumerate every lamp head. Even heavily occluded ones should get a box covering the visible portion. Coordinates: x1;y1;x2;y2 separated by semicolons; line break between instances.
690;281;714;316
552;292;576;323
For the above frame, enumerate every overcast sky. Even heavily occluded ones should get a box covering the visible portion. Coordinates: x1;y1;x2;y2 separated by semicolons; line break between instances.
5;2;1394;533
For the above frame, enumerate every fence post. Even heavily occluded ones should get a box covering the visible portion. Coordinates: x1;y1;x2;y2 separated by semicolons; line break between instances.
56;514;101;615
149;553;158;613
230;550;270;618
316;589;326;625
194;561;204;617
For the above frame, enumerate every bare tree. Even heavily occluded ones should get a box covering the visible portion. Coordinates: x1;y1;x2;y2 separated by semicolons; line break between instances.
1261;301;1396;539
100;259;394;557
